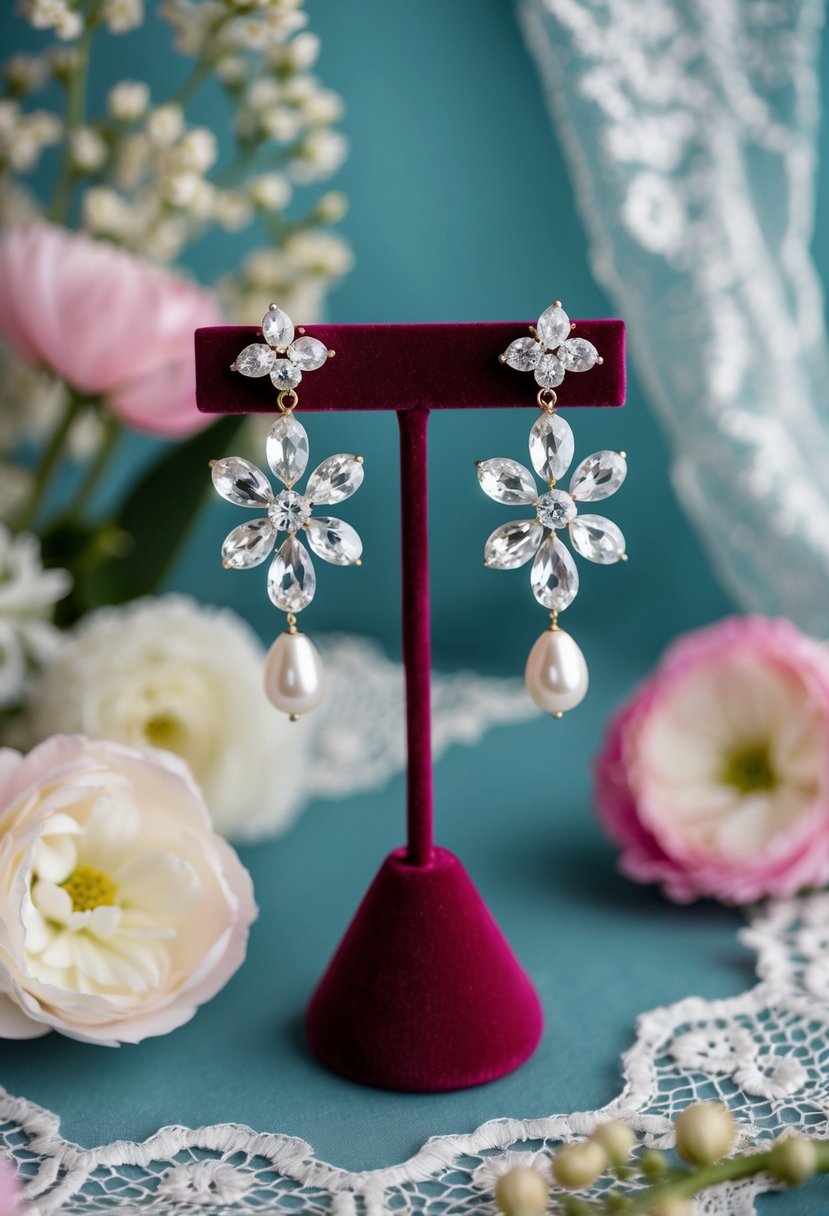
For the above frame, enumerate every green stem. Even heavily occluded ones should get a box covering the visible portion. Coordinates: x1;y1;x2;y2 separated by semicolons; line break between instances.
623;1143;829;1215
48;1;99;223
65;411;121;522
17;392;86;531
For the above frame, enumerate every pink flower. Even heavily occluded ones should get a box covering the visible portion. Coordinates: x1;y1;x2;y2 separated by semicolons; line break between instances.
0;1164;21;1216
0;223;222;437
0;735;257;1045
594;617;829;904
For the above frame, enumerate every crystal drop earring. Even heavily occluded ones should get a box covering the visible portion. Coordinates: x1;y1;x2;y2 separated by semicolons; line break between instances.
210;304;364;720
477;300;628;718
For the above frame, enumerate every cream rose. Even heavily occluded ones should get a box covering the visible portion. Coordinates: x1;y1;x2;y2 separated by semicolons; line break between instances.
0;735;256;1044
25;595;310;841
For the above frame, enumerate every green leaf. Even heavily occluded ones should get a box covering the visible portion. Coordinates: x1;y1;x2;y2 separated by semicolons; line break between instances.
81;414;246;608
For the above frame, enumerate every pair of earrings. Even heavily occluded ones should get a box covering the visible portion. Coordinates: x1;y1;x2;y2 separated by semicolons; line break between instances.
211;301;627;722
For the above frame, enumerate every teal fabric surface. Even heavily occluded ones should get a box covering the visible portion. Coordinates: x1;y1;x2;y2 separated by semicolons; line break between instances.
1;2;829;1211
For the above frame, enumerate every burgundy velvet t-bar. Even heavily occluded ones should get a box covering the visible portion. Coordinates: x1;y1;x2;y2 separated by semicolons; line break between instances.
196;319;625;1093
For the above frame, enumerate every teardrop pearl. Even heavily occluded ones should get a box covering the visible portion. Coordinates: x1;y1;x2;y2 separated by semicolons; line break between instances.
524;627;589;717
264;630;325;720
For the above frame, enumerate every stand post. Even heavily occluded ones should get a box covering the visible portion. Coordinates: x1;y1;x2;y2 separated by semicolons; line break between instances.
398;409;434;867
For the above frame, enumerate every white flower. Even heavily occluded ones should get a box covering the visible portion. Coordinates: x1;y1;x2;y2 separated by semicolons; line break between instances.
174;126;218;172
249;171;291;211
302;88;343;126
0;527;70;709
4;54;48;95
0;735;256;1044
145;103;184;147
25;595;312;840
107;80;150;121
102;0;144;32
260;104;303;143
290;128;348;182
282;31;320;70
247;77;281;111
82;185;133;236
283;228;354;277
0;106;61;172
158;1161;251;1206
55;8;83;40
213;189;254;231
216;56;247;87
69;125;108;171
22;0;80;37
314;190;347;224
142;216;188;262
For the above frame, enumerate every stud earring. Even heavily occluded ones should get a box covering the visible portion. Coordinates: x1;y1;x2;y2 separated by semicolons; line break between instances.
477;300;627;718
210;304;364;721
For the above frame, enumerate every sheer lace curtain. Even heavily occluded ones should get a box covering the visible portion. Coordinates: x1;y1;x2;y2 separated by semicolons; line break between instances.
518;0;829;634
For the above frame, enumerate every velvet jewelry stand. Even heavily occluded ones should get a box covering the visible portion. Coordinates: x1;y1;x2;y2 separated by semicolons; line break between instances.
195;319;626;1092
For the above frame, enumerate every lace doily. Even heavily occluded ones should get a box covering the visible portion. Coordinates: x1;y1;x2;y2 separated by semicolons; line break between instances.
4;892;829;1214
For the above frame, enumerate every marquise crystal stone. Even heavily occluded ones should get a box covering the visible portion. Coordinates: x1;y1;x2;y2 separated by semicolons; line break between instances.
269;489;311;533
305;516;362;565
534;354;565;390
212;457;273;507
530;534;579;611
536;304;570;350
262;306;294;348
307;454;364;505
558;337;599;372
477;458;537;506
484;519;543;569
529;412;574;483
270;358;302;390
235;343;276;378
569;514;626;564
569;450;627;501
222;518;275;569
536;489;577;530
266;414;309;486
268;535;316;611
503;337;542;372
289;335;329;370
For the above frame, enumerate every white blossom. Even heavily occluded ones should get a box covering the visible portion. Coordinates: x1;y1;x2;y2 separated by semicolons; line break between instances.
107;80;150;122
26;595;312;840
302;87;343;126
216;56;247;87
142;215;188;261
145;103;184;147
247;77;281;111
55;8;83;40
248;171;291;210
102;0;144;32
283;227;354;276
173;126;218;172
315;189;347;224
260;104;302;143
0;527;71;709
69;125;108;171
290;127;347;182
4;54;48;95
0;106;61;172
281;30;319;70
114;131;151;188
82;185;133;236
213;189;254;231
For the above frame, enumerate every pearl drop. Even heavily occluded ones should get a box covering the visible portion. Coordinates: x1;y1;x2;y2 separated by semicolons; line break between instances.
264;630;325;719
524;627;588;716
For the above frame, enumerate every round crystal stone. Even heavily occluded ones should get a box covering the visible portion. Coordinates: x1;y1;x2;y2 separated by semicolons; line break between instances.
536;489;577;530
269;489;311;532
270;358;302;390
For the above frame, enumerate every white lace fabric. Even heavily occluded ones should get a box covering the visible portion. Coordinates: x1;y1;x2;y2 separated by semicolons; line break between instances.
3;893;828;1214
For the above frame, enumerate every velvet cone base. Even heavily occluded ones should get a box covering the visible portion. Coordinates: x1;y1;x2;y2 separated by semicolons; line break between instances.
304;847;544;1092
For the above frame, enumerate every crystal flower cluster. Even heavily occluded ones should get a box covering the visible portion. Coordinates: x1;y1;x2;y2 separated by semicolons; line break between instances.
477;409;627;613
501;300;602;390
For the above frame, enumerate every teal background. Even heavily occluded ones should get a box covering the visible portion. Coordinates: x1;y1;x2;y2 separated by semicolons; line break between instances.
0;2;828;1211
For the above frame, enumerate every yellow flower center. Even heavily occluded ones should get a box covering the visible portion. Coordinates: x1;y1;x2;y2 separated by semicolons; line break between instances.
721;742;776;794
61;864;118;912
144;710;186;751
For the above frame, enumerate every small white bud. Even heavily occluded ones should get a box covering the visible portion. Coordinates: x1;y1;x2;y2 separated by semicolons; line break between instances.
590;1121;636;1166
769;1135;818;1185
551;1141;607;1190
493;1167;548;1216
107;80;150;122
283;31;320;70
247;77;281;111
55;8;83;39
216;56;247;87
315;190;347;224
302;88;343;125
674;1103;735;1167
103;0;143;32
160;171;203;208
69;126;108;171
249;172;291;211
260;105;303;143
175;127;218;172
213;190;254;232
82;186;130;235
4;54;48;95
146;104;184;147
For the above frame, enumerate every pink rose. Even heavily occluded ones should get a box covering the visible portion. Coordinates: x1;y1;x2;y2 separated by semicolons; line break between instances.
0;223;222;437
0;735;257;1044
594;616;829;904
